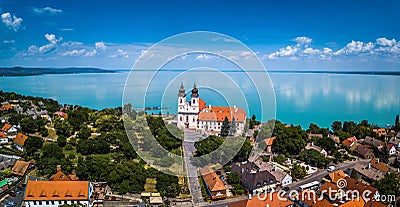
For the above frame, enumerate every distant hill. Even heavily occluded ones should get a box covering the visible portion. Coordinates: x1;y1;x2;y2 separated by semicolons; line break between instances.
0;67;116;77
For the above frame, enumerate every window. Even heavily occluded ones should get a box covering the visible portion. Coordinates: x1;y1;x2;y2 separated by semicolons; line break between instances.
180;99;182;103
33;201;37;205
193;99;195;104
46;201;49;205
39;201;42;205
51;201;55;205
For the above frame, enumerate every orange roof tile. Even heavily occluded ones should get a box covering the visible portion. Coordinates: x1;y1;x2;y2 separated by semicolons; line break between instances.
246;193;294;207
0;132;7;138
11;160;31;176
369;158;389;174
50;171;72;181
300;190;335;207
0;104;12;111
24;180;90;201
329;170;347;183
200;166;226;192
198;106;246;122
13;133;28;147
199;98;207;111
1;123;12;132
342;136;357;147
265;137;275;146
338;195;365;207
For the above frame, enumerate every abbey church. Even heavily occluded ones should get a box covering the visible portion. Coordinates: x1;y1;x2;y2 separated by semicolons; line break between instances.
177;83;246;136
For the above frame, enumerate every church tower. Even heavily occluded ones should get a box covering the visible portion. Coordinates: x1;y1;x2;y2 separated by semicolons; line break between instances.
177;82;199;130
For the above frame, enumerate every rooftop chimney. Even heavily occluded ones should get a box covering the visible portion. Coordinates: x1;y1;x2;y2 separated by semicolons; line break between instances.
56;165;62;172
274;165;277;172
248;194;252;200
368;163;371;169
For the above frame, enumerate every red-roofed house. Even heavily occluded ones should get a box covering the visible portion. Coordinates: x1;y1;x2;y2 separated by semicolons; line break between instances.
264;137;275;153
342;136;357;149
13;133;29;151
387;144;397;156
200;166;227;200
24;180;93;207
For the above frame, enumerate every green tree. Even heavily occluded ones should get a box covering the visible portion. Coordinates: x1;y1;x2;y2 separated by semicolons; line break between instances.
227;172;240;184
273;154;286;164
220;116;230;137
395;114;400;132
57;135;67;148
331;121;342;133
374;173;400;197
24;136;44;156
291;163;308;180
42;143;65;160
77;124;92;139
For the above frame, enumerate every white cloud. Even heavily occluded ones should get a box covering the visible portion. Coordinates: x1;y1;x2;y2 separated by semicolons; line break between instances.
323;48;333;54
95;42;107;50
376;38;396;47
334;40;375;55
33;7;63;15
110;49;129;58
62;49;86;56
85;49;97;57
303;48;320;55
3;40;15;44
293;36;313;46
59;28;74;31
268;46;298;59
196;54;212;60
1;12;23;31
28;34;63;54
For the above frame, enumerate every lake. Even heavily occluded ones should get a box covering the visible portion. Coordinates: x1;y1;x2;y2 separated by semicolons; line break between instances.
0;71;399;128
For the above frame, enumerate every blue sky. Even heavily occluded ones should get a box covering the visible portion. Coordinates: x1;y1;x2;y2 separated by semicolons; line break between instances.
0;0;399;70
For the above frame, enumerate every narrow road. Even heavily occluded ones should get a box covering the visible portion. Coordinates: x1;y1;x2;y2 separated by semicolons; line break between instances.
183;129;206;206
286;159;367;192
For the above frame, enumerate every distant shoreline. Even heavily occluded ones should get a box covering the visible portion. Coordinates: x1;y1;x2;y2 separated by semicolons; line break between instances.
0;67;116;77
1;67;400;77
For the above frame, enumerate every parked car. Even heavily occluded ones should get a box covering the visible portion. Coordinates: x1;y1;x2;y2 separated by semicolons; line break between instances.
4;201;16;207
8;191;16;197
282;186;290;191
327;166;335;172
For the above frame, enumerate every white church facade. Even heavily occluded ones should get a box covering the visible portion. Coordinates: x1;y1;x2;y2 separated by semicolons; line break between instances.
177;83;246;136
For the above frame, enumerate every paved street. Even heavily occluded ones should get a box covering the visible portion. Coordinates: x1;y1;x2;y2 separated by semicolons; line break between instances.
285;159;368;193
183;129;206;206
0;185;25;207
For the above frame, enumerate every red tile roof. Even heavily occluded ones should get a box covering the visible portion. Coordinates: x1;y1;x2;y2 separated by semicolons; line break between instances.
200;166;226;192
264;137;275;146
342;136;357;147
13;133;28;147
198;106;246;122
25;180;90;201
369;158;389;174
1;123;12;132
329;170;347;183
199;98;207;111
0;132;7;138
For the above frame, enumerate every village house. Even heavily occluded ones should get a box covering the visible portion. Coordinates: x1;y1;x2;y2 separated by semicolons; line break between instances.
254;158;292;187
0;154;20;171
308;133;323;139
264;137;275;154
231;161;277;195
342;136;357;150
200;166;227;200
373;128;387;137
24;180;94;207
11;160;33;177
353;144;374;159
1;123;18;138
13;133;29;151
329;134;340;144
387;144;397;156
364;136;383;149
50;165;79;181
352;158;389;183
305;142;328;157
389;136;400;149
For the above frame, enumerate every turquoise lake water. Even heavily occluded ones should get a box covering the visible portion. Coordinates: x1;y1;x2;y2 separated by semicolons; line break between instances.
0;71;399;128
